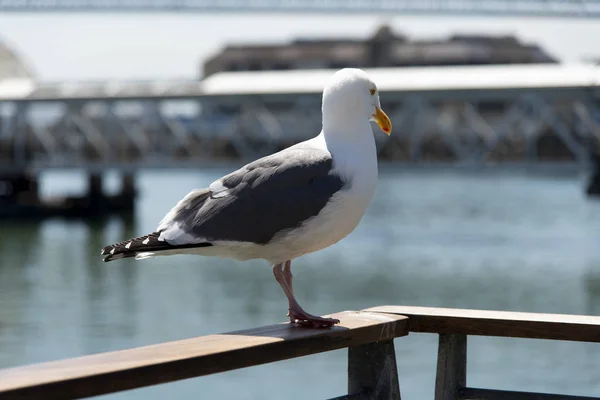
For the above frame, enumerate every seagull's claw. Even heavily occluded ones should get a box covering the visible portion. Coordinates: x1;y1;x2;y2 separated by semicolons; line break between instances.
288;308;340;329
296;317;340;329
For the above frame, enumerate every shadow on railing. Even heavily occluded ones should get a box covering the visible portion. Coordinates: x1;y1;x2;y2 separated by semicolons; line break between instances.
2;306;600;400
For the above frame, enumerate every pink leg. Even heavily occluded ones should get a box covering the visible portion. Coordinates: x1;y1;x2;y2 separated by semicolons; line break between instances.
283;260;293;296
273;260;340;328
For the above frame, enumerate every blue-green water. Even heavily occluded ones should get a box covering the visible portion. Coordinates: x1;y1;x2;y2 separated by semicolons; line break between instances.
2;166;600;399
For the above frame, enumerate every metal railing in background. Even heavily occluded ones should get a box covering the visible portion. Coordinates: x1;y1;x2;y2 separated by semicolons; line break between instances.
1;91;599;173
1;65;599;173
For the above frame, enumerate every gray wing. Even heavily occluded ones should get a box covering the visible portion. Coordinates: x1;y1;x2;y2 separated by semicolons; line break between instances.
157;147;346;245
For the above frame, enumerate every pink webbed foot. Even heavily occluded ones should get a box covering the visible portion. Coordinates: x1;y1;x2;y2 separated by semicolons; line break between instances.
273;260;339;329
288;306;340;329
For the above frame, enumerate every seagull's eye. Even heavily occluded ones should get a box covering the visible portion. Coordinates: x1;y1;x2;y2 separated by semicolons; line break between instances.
370;89;376;96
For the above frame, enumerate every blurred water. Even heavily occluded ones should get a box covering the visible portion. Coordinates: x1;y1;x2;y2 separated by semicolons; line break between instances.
1;166;600;399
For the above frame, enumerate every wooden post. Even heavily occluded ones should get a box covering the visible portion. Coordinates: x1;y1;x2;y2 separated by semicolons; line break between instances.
347;340;401;400
434;334;467;400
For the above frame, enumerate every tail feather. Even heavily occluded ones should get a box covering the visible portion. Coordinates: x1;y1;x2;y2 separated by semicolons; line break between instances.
101;231;212;262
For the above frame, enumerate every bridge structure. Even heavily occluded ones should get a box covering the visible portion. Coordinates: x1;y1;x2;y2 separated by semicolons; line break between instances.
1;64;599;217
1;64;600;172
1;0;600;17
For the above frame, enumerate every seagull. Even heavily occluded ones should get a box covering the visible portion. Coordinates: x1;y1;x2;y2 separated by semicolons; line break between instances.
101;68;392;328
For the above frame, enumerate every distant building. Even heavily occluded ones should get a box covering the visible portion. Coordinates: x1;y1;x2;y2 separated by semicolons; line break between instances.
202;25;557;78
586;57;600;65
0;40;33;80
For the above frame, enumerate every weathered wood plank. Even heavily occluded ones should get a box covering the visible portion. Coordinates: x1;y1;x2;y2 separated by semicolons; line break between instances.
459;387;600;400
348;340;401;400
365;306;600;342
434;334;467;400
0;311;408;400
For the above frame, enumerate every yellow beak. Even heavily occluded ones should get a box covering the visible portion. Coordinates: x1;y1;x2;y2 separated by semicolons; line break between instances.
372;107;392;135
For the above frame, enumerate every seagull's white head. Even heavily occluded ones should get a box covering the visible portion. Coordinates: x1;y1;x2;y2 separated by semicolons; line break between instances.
322;68;392;136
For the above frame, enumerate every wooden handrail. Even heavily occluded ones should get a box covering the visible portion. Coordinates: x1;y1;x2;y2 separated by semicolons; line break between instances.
4;305;600;400
0;311;408;400
365;305;600;342
363;306;600;400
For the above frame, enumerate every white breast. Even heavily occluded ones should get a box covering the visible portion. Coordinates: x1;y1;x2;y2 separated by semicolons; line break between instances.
182;129;379;265
261;128;378;264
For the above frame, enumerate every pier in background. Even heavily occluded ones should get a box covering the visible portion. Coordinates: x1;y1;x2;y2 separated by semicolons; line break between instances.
1;64;599;218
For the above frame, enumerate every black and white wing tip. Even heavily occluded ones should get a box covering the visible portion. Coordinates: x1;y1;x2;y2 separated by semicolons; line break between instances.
101;232;162;262
101;232;212;262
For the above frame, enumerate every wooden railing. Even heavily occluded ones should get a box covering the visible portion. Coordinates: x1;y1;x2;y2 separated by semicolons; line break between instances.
2;306;600;400
365;306;600;400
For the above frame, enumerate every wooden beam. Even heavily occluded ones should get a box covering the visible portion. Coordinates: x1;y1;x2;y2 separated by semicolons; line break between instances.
364;306;600;342
434;334;466;400
347;340;401;400
459;387;600;400
0;311;408;400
